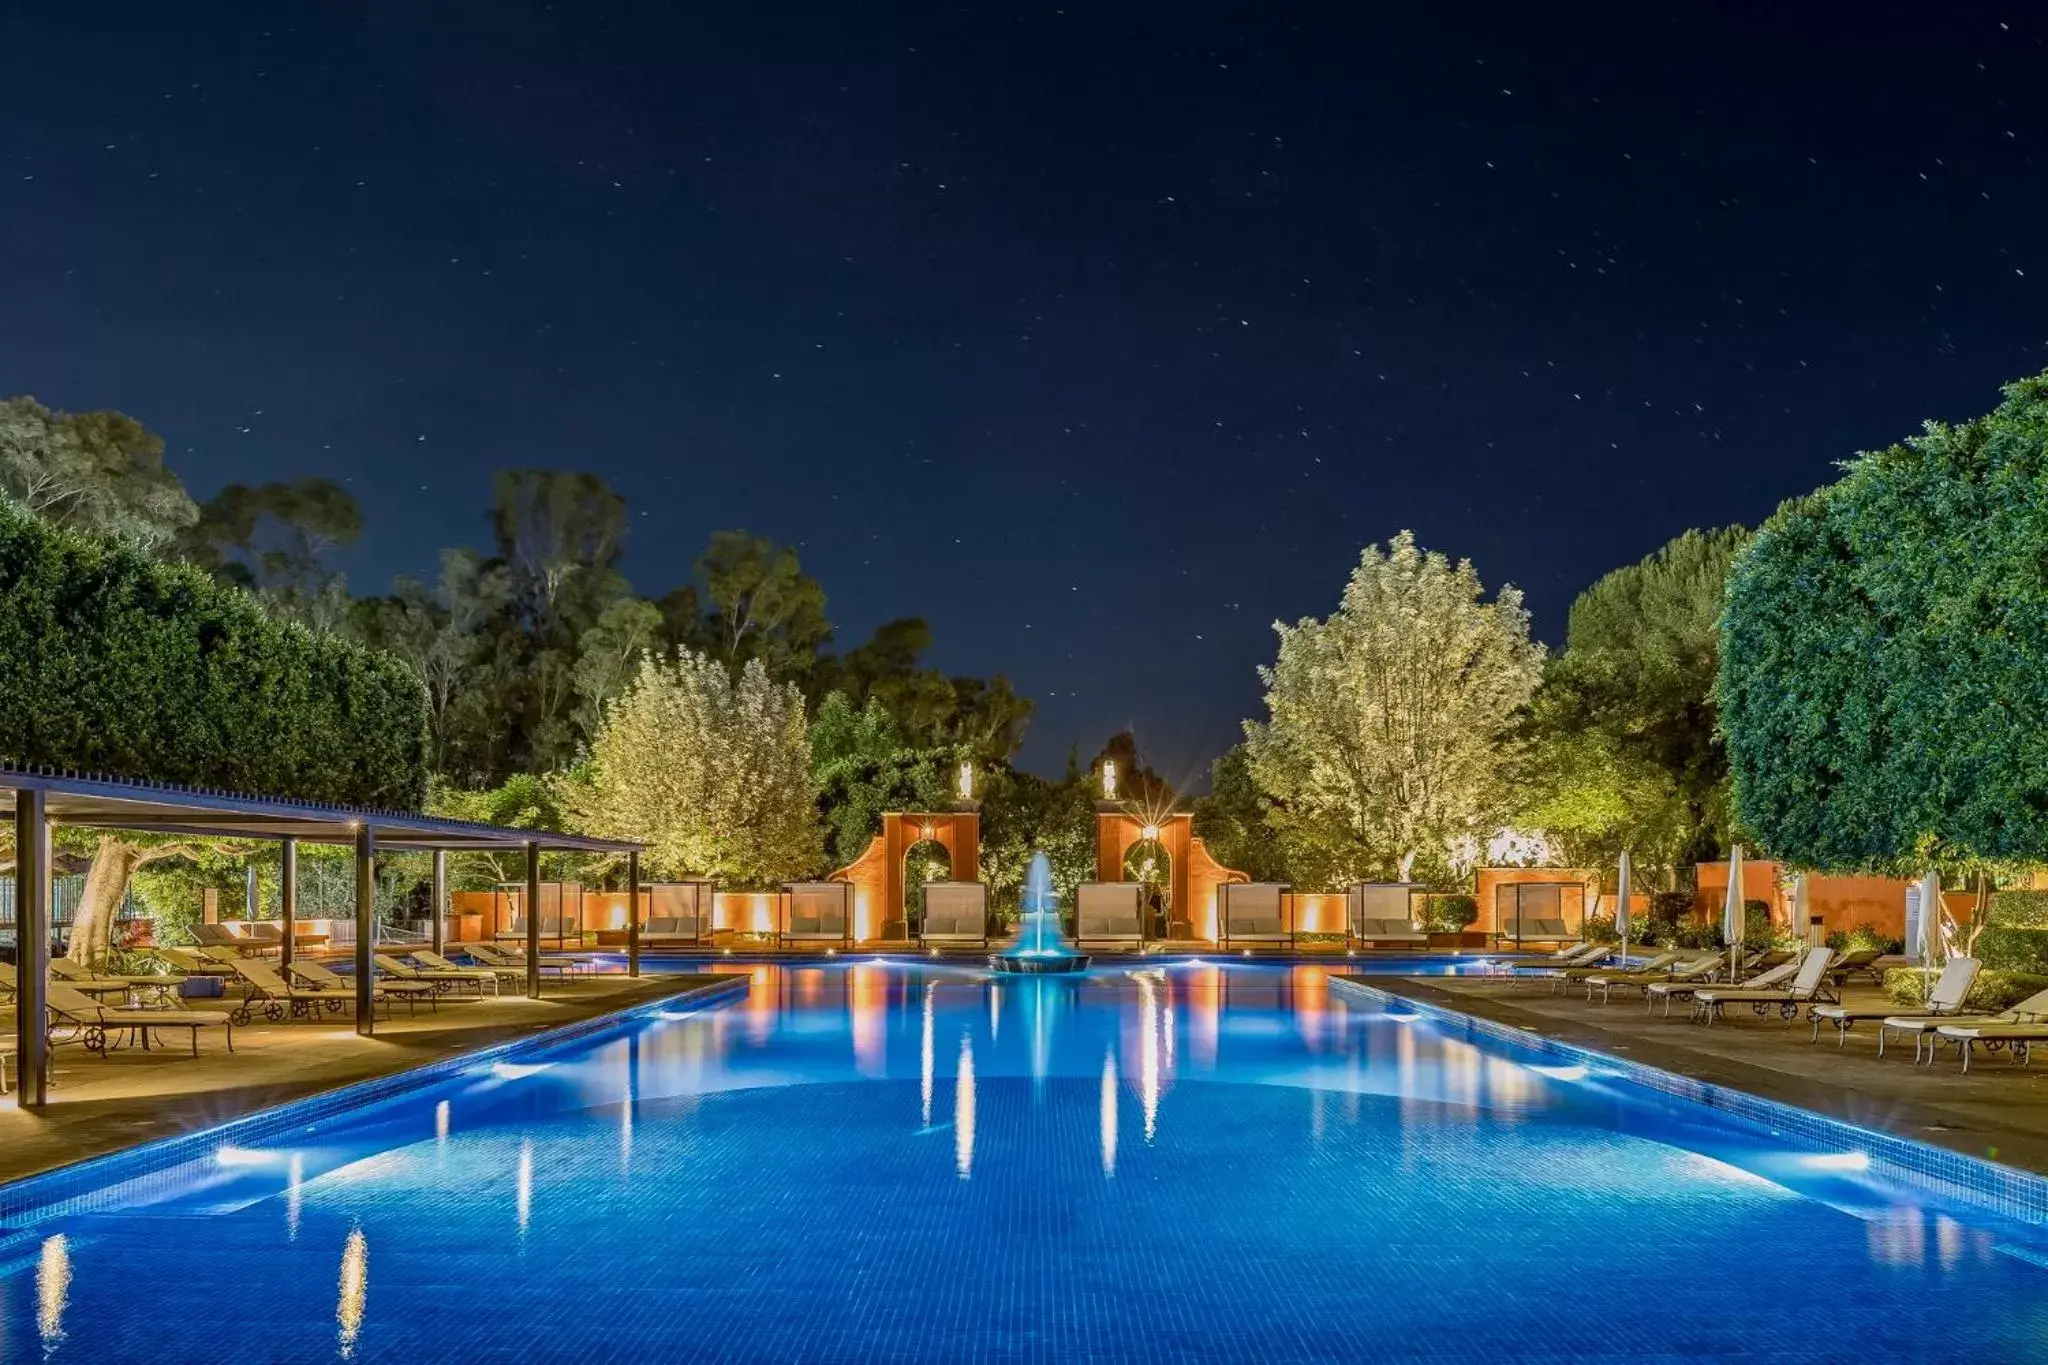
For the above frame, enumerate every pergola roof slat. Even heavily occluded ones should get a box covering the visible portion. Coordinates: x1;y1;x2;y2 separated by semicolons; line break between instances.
0;764;639;854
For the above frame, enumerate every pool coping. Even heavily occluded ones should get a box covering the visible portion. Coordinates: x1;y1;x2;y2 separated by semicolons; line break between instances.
0;974;751;1229
1330;975;2048;1231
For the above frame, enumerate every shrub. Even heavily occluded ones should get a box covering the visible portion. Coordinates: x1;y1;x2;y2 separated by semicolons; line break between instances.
1741;900;1776;949
1976;928;2048;976
0;503;429;807
1422;893;1478;933
1673;923;1724;950
1884;967;2048;1013
1648;891;1693;926
1581;913;1620;944
1990;890;2048;928
1826;922;1904;956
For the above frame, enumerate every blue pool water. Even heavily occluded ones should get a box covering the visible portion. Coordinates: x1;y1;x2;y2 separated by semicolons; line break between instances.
4;962;2048;1362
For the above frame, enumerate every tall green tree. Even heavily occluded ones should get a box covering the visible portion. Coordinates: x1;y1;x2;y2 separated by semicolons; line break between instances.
183;477;363;631
1518;526;1747;876
1190;743;1292;883
1721;371;2048;917
1246;531;1543;887
0;396;196;553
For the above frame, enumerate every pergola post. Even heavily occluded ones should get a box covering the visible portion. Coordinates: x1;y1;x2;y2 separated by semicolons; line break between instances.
431;849;447;957
354;823;376;1036
13;788;50;1109
627;850;641;979
280;837;298;972
524;840;542;999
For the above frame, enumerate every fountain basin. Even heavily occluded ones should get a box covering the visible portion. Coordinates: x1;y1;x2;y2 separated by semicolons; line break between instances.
988;949;1091;975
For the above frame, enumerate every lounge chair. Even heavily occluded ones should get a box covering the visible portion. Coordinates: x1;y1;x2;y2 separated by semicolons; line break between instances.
920;882;990;950
47;957;185;1007
192;922;273;958
400;951;502;995
44;980;234;1057
1584;953;1722;1004
154;946;233;977
1075;883;1144;951
1809;957;1978;1051
291;958;438;1014
1824;947;1887;988
1693;949;1836;1024
1913;988;2048;1072
222;957;357;1025
1549;949;1682;996
1218;883;1293;952
468;942;576;977
1643;955;1801;1018
1503;943;1611;983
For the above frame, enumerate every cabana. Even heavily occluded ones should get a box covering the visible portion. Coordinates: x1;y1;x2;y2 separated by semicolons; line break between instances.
494;880;582;950
780;881;854;949
642;880;714;947
920;881;988;949
1218;882;1294;951
1075;882;1144;951
1345;883;1428;949
2;763;642;1109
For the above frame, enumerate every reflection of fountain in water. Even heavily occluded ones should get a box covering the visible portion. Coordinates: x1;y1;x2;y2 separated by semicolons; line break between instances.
990;851;1090;973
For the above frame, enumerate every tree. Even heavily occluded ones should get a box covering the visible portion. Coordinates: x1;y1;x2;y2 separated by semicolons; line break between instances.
1721;371;2048;940
1517;527;1747;876
182;478;362;630
353;549;513;783
0;396;197;552
1190;743;1292;883
977;754;1097;916
698;531;832;677
562;650;821;885
571;596;663;744
1245;531;1543;887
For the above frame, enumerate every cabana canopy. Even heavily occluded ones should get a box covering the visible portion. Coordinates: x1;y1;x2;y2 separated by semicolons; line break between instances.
3;763;645;1110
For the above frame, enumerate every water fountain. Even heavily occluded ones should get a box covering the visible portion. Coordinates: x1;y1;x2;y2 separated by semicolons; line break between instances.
989;851;1090;974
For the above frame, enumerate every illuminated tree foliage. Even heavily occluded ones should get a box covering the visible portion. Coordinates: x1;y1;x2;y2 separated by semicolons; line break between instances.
1246;532;1543;886
1720;370;2048;876
564;650;821;885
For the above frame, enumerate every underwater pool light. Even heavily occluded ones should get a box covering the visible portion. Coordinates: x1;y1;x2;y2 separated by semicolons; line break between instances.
1801;1150;1872;1172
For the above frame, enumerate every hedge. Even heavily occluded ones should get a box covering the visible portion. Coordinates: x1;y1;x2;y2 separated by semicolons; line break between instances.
1977;928;2048;976
0;504;429;808
1885;967;2048;1014
1990;890;2048;929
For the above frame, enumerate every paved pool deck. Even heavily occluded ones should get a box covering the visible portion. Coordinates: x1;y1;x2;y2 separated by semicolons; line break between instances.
1348;972;2048;1178
0;970;732;1185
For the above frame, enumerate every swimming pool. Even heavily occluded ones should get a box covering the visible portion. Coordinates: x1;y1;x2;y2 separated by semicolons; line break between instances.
5;961;2047;1362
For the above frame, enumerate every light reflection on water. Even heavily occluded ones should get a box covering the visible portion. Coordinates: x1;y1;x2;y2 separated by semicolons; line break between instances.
10;962;2048;1363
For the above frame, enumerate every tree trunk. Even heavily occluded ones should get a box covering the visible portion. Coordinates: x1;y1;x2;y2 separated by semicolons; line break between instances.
68;835;146;968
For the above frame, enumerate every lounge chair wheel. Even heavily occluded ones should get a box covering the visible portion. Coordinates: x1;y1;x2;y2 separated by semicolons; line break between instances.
230;1005;251;1026
265;1001;287;1022
83;1025;107;1055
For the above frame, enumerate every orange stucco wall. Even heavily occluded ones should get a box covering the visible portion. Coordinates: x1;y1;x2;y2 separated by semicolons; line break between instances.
1691;860;1966;942
1474;867;1593;936
830;810;981;942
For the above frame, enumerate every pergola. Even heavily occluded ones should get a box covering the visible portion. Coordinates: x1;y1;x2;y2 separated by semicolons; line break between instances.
2;765;645;1109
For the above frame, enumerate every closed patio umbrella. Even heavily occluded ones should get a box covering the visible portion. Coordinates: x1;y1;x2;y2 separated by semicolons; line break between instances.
1917;870;1944;968
1615;851;1632;963
1722;844;1745;982
1791;873;1811;948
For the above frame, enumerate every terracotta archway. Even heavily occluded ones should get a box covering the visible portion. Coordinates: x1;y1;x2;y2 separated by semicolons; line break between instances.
1095;808;1246;942
831;811;981;942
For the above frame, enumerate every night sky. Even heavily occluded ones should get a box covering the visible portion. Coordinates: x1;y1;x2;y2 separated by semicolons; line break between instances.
4;3;2045;777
